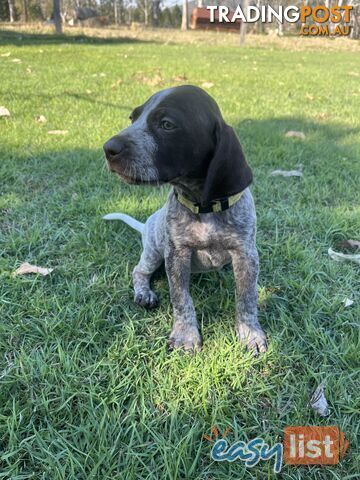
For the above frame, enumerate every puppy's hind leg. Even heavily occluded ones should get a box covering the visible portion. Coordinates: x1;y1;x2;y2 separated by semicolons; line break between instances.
133;240;163;309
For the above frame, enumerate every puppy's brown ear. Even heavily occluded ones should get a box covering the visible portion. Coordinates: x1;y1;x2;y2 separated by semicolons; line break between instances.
202;121;252;203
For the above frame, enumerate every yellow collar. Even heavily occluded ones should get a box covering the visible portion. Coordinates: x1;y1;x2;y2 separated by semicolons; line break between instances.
174;190;244;214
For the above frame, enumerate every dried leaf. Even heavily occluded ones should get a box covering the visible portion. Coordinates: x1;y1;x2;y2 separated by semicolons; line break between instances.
111;79;123;89
201;82;214;88
133;71;163;87
336;239;360;251
343;298;354;308
270;169;303;177
172;74;188;82
47;130;68;135
13;262;53;276
285;131;306;139
309;383;330;417
348;71;359;77
35;115;46;123
0;106;10;117
328;248;360;265
305;92;314;100
316;112;328;120
11;58;22;63
1;52;11;57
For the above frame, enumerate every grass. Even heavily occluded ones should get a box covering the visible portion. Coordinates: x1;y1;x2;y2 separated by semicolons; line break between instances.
0;24;359;479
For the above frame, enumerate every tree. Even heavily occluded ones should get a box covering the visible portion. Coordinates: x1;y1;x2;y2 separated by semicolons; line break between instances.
181;0;188;30
8;0;15;21
114;0;118;23
152;0;160;26
22;0;29;21
239;0;248;44
136;0;150;25
53;0;62;33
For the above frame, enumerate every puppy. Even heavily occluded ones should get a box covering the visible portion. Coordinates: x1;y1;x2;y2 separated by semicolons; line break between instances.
103;85;267;354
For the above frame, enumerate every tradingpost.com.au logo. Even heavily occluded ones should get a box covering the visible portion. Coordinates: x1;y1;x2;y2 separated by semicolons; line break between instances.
206;5;354;36
204;425;349;473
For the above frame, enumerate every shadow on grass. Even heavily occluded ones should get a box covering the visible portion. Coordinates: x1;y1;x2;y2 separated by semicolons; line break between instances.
233;116;359;207
235;116;359;166
0;28;153;46
0;88;134;111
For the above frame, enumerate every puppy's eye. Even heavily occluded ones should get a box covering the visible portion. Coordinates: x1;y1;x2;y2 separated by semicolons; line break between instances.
129;115;133;123
160;120;175;130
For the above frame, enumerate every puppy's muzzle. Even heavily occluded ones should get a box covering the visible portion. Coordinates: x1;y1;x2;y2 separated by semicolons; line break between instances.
103;135;126;162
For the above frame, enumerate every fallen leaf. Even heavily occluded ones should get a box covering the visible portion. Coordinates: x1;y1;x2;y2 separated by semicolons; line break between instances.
316;112;328;120
146;74;163;86
309;383;330;417
305;92;314;100
343;298;354;308
328;248;360;265
201;82;214;88
26;67;32;74
133;72;163;87
47;130;68;135
1;52;11;57
336;239;360;251
348;71;359;77
270;169;303;177
11;58;22;63
111;79;123;89
35;115;46;123
0;106;10;117
99;72;106;77
285;131;306;139
172;74;188;82
13;262;53;276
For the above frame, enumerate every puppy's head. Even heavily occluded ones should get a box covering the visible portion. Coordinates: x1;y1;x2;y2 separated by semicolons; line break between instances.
104;85;252;202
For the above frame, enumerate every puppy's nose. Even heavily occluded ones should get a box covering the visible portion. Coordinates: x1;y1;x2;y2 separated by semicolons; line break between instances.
103;136;125;159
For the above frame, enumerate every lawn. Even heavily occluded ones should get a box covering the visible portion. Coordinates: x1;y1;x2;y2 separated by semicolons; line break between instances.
0;25;359;479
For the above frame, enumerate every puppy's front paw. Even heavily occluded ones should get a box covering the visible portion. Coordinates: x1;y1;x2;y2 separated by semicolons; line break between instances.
169;323;202;353
134;289;159;309
236;323;267;356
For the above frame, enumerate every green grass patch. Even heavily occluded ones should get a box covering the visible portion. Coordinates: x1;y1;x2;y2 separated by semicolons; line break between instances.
0;27;359;479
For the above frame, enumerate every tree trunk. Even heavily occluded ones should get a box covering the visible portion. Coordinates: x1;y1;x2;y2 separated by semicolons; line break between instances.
181;0;188;30
239;0;248;44
152;0;161;26
53;0;62;34
114;0;118;24
22;0;29;22
144;0;149;25
8;0;15;22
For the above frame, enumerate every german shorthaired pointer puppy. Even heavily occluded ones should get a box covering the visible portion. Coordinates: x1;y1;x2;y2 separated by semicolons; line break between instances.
103;85;267;355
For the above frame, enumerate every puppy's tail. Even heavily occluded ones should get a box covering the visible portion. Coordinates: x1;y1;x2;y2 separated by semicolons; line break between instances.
103;213;145;234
